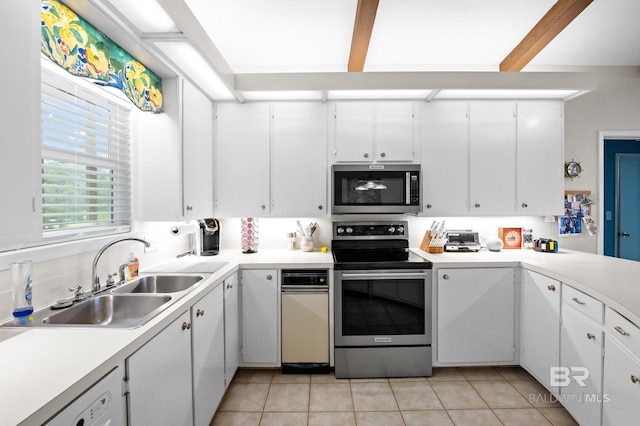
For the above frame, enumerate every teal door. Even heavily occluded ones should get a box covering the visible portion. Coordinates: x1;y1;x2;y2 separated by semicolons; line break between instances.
616;153;640;261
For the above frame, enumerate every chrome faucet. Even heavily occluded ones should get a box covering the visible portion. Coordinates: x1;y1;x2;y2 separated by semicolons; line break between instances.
92;237;150;293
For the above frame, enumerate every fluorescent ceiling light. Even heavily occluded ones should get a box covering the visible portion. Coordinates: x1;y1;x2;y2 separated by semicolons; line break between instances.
328;90;433;100
101;0;180;34
241;91;323;101
153;41;235;100
436;89;580;100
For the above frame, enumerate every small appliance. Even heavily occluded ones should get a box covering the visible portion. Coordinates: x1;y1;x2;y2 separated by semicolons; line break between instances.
199;218;220;256
444;230;481;252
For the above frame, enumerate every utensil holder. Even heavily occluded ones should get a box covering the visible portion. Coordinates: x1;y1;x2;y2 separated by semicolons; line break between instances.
420;231;444;253
301;236;313;252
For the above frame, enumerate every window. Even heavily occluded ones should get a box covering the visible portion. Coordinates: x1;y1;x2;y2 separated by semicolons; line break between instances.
41;64;132;239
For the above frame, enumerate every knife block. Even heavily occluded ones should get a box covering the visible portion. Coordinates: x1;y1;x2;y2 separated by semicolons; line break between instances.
420;231;444;253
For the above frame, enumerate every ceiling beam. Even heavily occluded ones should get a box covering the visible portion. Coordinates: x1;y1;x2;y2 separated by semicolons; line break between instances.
348;0;380;72
500;0;593;72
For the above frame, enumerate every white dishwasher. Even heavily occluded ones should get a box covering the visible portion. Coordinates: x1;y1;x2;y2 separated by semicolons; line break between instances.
45;363;126;426
281;269;330;374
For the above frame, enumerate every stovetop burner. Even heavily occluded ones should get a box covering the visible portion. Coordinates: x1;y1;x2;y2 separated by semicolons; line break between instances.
331;221;433;270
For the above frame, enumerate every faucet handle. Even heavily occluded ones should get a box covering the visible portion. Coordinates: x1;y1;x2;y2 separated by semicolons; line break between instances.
69;284;87;301
106;273;118;287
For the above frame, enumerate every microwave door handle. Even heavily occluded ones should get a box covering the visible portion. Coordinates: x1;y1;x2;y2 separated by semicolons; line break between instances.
406;172;410;205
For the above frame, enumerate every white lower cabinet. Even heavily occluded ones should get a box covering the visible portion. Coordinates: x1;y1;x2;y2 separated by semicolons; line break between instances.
127;286;226;426
603;336;640;425
192;285;225;426
224;272;240;387
602;306;640;425
520;270;561;394
560;305;604;426
241;269;279;365
437;268;515;364
127;310;193;426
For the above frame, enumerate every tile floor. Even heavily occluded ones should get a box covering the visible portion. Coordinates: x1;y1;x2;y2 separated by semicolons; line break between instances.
211;366;579;426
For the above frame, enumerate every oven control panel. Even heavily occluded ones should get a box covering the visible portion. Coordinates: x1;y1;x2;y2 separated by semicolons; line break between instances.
333;221;408;239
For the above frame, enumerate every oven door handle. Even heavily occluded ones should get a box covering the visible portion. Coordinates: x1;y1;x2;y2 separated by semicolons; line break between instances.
340;272;429;279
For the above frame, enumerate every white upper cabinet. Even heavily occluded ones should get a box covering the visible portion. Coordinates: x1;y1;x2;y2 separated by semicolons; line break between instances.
422;101;470;215
516;101;564;215
138;78;182;221
0;0;40;248
332;102;416;163
421;100;562;216
138;79;214;221
271;102;328;216
469;101;517;215
182;80;214;220
215;102;328;217
215;103;271;217
333;102;374;162
375;102;416;162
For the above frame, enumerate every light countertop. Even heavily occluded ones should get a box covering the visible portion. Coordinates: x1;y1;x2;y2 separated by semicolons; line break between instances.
2;247;640;425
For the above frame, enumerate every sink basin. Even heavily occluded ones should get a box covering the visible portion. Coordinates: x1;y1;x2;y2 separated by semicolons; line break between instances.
113;274;205;294
41;294;172;328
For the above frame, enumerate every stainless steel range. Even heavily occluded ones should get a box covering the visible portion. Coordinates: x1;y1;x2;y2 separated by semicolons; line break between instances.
332;221;433;379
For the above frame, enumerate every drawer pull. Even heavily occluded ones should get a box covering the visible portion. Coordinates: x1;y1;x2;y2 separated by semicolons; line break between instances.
572;297;586;305
615;326;630;336
266;274;273;280
631;375;639;384
182;322;191;331
547;285;556;291
442;274;449;280
586;333;595;340
196;309;205;317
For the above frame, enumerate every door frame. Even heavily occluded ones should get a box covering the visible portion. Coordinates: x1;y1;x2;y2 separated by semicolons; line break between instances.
598;131;640;254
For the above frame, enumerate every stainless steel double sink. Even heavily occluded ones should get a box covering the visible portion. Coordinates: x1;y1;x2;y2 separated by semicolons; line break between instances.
25;274;209;328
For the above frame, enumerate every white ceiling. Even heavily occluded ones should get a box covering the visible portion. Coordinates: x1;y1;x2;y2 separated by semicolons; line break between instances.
87;0;639;100
181;0;640;73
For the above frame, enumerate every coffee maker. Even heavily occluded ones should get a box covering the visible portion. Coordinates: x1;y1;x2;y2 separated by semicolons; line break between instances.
199;218;220;256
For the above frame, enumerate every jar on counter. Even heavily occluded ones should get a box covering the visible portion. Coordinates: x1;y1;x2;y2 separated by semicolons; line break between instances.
287;232;297;250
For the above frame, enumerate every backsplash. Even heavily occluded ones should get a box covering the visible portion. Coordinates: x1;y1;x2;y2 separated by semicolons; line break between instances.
0;215;560;323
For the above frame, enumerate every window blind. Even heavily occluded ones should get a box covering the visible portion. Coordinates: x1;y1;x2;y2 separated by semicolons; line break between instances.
41;67;132;236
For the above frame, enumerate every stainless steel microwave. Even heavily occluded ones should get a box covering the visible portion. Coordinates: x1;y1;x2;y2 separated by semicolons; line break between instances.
332;164;421;214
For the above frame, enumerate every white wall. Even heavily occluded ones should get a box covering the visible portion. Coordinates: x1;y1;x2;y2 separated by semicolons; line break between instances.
563;67;640;253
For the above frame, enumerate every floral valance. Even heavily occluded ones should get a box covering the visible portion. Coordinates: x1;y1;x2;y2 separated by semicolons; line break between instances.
41;0;163;113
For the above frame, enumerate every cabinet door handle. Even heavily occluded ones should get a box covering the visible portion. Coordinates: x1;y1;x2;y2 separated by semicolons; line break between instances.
521;203;528;208
615;326;630;336
572;297;585;305
196;309;205;317
364;153;369;158
442;274;449;280
186;205;193;211
318;205;323;210
182;321;191;330
586;333;595;340
631;375;639;384
260;204;266;210
266;274;273;280
426;204;433;209
547;285;556;291
474;203;481;208
380;152;386;158
226;283;233;289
